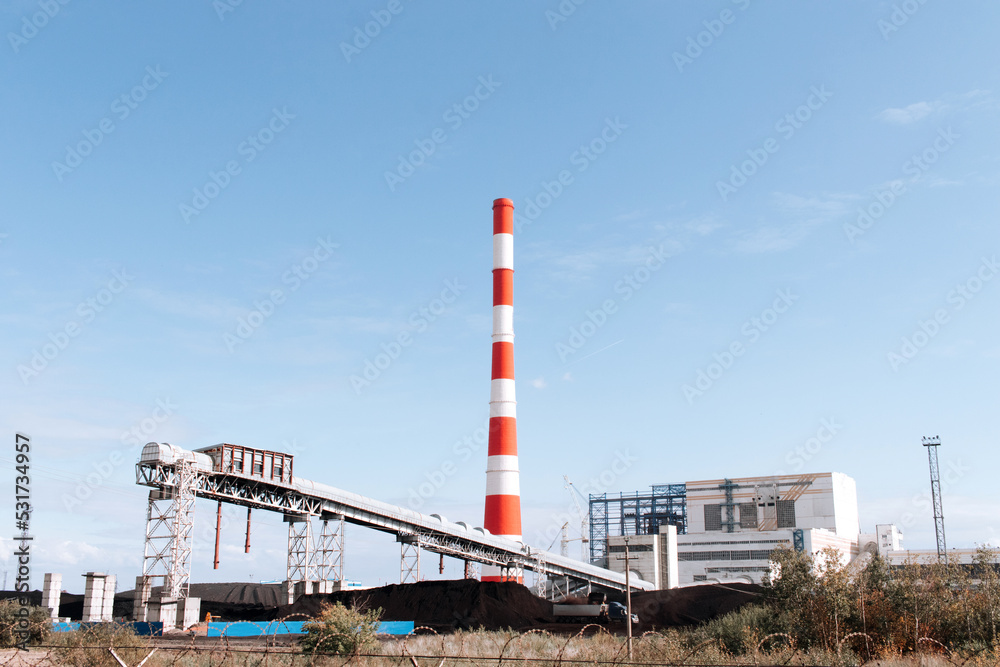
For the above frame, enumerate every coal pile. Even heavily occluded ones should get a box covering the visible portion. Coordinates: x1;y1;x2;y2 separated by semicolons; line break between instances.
12;579;761;629
279;579;553;631
631;582;763;627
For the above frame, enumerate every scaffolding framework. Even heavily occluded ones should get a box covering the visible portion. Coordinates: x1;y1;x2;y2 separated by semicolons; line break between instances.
720;479;737;533
140;458;197;600
399;536;420;584
286;515;313;603
923;436;947;563
589;484;687;567
313;513;345;583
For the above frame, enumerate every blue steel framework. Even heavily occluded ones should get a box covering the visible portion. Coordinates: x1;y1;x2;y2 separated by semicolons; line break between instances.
589;484;687;567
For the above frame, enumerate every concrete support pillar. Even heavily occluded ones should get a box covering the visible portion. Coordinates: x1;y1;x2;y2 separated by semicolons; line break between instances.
659;525;679;589
101;575;116;621
81;573;108;622
176;597;201;630
132;576;151;622
42;573;62;619
149;598;177;630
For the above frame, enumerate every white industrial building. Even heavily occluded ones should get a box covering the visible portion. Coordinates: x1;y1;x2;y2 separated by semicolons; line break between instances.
600;472;918;587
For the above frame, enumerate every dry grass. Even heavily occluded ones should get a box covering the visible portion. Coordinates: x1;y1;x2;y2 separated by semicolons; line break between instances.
8;628;1000;667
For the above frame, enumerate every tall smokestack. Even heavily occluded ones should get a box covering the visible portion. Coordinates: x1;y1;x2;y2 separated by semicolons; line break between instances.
483;197;522;582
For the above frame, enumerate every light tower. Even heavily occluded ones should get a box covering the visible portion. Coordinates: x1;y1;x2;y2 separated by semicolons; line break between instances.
483;198;522;582
922;435;947;563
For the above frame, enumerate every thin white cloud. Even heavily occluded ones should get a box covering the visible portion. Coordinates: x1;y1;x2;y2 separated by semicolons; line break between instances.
529;237;683;284
877;90;996;126
878;101;945;125
531;377;547;389
726;192;853;254
43;540;104;565
612;209;649;223
730;224;816;254
131;287;237;322
685;215;725;237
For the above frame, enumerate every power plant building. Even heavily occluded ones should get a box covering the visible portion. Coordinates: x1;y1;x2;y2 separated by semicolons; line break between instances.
595;472;876;585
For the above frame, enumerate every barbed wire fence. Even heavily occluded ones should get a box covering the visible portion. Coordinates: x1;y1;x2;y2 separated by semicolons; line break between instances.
3;616;1000;667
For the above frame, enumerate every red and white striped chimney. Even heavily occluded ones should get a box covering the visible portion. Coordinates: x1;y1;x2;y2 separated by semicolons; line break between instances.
483;197;522;582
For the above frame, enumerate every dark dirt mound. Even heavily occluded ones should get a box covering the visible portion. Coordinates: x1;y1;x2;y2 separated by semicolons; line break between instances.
631;582;763;627
0;590;132;621
277;579;553;631
90;579;760;628
185;582;286;607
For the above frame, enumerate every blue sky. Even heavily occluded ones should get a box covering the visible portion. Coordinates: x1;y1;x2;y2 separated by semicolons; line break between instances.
1;1;998;592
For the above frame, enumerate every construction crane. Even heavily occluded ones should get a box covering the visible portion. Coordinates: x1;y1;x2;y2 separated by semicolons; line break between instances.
563;476;590;561
546;522;570;557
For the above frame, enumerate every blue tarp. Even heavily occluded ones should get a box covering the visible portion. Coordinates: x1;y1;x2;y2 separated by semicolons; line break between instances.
50;619;412;637
52;622;163;636
205;620;415;637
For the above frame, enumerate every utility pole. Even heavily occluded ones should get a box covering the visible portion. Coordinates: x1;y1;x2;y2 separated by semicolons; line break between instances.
615;536;634;661
922;436;947;564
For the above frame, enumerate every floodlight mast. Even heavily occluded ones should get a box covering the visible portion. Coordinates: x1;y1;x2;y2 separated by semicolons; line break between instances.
922;436;947;564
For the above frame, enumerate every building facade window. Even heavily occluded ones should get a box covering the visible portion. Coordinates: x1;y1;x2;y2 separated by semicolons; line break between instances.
776;500;796;528
739;503;758;529
704;504;722;531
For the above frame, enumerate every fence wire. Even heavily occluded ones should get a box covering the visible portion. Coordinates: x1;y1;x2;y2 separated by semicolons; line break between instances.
3;618;1000;667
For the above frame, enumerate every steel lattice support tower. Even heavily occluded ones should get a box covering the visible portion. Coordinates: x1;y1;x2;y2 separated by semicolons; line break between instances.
140;458;197;601
285;515;313;603
399;535;420;584
313;513;345;583
923;436;948;563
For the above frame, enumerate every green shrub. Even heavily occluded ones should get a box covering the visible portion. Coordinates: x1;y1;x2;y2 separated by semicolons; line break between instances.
300;601;382;655
0;599;50;648
54;623;150;667
689;603;783;655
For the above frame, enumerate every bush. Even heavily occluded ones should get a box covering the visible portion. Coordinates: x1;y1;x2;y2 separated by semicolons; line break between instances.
53;623;150;667
689;603;783;655
300;601;382;655
0;599;50;648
